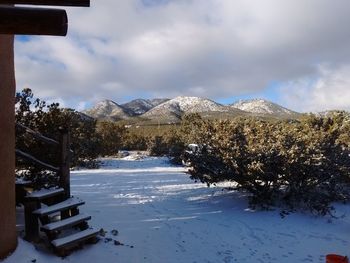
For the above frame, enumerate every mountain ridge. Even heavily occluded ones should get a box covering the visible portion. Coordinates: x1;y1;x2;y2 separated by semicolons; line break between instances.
83;96;300;123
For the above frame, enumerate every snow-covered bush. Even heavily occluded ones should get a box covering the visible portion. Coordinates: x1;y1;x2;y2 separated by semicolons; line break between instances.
184;113;350;215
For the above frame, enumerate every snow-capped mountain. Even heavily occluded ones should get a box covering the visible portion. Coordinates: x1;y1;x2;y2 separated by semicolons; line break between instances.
84;97;299;122
149;98;170;107
83;99;132;120
121;98;169;116
142;96;229;119
231;99;297;116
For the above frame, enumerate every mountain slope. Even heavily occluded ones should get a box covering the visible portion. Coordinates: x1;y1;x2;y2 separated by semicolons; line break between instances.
148;98;170;107
83;100;132;121
231;99;297;116
121;98;169;116
142;96;228;120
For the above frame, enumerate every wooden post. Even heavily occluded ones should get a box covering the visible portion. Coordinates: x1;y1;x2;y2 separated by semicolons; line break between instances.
24;200;40;242
0;33;17;259
58;128;71;200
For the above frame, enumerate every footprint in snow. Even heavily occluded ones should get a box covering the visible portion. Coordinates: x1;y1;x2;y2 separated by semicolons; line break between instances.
176;243;186;252
223;255;234;263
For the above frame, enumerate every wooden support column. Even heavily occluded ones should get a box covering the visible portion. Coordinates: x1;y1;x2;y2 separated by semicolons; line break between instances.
59;128;71;200
23;200;40;242
0;34;17;259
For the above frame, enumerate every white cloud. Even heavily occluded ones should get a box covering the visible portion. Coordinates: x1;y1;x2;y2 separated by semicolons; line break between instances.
280;64;350;112
14;0;350;109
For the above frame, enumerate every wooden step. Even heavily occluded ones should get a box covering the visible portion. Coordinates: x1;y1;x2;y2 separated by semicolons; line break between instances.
26;188;64;201
15;178;32;186
41;214;91;232
51;228;99;249
33;197;85;216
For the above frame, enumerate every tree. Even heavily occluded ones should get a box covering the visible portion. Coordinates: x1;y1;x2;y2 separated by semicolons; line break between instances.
96;121;127;156
15;88;101;188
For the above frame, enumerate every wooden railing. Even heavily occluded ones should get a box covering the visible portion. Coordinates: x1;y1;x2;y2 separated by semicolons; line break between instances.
15;149;59;172
15;123;71;199
16;123;60;146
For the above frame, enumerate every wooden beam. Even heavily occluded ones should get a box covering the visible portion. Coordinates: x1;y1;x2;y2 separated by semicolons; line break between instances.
0;6;67;36
0;0;89;6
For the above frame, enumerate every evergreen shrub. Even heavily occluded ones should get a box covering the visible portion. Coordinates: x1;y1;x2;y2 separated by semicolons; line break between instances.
183;112;350;215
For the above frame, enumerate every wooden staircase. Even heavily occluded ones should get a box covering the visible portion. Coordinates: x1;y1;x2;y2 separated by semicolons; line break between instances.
22;186;99;256
15;124;99;256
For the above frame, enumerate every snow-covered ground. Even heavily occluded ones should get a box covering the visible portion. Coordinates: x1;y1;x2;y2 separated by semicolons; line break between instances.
4;154;350;263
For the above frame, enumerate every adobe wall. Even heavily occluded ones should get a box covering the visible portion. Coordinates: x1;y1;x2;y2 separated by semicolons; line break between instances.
0;34;17;259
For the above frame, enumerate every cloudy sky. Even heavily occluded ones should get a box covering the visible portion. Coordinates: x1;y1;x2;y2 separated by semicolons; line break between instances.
14;0;350;112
